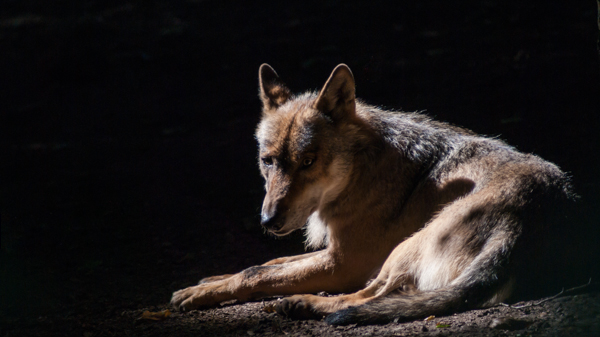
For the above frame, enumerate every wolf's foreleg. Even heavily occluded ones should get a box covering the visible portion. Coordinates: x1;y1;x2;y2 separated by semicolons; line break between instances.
171;250;364;311
198;251;322;284
260;250;322;265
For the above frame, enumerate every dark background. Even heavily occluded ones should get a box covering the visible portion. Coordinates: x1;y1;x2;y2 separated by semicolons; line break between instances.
1;0;599;335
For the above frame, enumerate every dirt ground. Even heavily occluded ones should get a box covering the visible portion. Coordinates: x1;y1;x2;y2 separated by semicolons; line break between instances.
1;1;600;336
7;291;600;336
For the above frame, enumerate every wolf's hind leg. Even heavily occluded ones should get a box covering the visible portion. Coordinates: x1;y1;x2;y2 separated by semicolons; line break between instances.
325;230;518;325
276;269;415;319
276;290;375;319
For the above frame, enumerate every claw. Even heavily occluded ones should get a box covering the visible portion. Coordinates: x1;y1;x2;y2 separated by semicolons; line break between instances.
170;288;196;311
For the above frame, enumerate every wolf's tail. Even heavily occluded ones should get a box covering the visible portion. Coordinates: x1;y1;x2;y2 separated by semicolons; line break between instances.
325;285;484;325
325;233;516;325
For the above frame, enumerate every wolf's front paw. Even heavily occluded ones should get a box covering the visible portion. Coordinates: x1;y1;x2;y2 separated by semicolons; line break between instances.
171;285;215;311
276;295;323;320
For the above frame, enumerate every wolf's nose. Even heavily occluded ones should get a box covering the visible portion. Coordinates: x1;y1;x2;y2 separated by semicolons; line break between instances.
260;212;282;231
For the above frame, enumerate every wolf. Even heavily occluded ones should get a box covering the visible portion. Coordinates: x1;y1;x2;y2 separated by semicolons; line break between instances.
170;63;573;325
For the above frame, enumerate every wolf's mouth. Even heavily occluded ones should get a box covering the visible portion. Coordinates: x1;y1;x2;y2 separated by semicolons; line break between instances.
269;227;296;237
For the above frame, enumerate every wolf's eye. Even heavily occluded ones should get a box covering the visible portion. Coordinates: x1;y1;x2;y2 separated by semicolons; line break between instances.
261;157;273;166
302;158;314;167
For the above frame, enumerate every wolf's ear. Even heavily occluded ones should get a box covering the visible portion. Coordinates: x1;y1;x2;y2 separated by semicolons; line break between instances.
259;64;291;110
314;64;356;120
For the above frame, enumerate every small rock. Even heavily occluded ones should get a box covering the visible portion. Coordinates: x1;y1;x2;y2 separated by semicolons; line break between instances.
490;317;532;330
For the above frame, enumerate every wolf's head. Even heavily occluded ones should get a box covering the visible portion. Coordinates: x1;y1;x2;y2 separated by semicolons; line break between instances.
255;64;363;241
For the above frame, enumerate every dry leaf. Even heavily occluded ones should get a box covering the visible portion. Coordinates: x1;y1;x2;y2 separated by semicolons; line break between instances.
140;310;171;321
